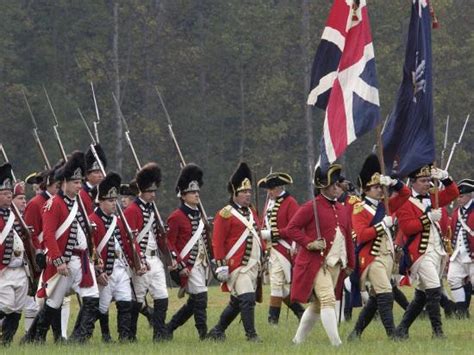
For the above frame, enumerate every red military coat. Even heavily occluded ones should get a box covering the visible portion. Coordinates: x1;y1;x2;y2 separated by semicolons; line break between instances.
263;193;299;262
24;191;50;250
396;181;459;266
287;195;355;303
352;185;410;276
212;203;264;292
450;201;474;260
89;210;139;271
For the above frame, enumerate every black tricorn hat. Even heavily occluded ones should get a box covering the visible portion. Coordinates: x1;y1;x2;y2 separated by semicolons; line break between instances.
257;172;293;189
120;180;139;197
54;151;86;181
227;162;252;195
0;163;14;191
85;144;107;172
458;179;474;195
357;154;381;189
97;172;121;200
25;171;43;186
408;164;431;179
314;163;342;189
176;163;203;197
136;163;161;193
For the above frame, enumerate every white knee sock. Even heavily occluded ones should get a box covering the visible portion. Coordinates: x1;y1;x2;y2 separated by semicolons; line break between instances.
24;317;35;332
61;297;71;339
320;307;342;347
292;304;320;344
451;287;466;303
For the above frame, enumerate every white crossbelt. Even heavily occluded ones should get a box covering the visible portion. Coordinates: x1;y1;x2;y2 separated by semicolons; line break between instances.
0;212;15;245
458;209;473;237
97;216;117;254
180;219;205;259
137;213;155;244
56;200;79;241
225;208;260;260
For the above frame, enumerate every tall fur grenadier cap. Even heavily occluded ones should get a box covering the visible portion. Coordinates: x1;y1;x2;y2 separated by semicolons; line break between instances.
120;180;139;197
175;163;203;197
85;144;107;172
357;154;382;189
314;163;342;189
227;162;252;195
0;163;14;191
97;172;121;200
136;162;162;193
457;179;474;195
54;151;86;181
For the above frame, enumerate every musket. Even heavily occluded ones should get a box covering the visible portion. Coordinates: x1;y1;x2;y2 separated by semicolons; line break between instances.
309;164;323;254
440;115;450;168
0;144;40;291
445;114;470;171
112;93;173;267
22;89;51;170
154;87;215;260
43;88;99;265
90;82;101;144
78;109;143;272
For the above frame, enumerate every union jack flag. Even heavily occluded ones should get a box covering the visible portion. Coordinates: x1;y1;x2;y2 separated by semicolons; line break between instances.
308;0;380;171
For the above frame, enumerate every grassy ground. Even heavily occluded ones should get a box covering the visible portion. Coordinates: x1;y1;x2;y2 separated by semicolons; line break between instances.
7;286;473;355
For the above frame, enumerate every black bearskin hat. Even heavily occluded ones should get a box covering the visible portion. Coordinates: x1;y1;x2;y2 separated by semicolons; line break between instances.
97;172;121;200
54;151;86;181
136;162;162;192
85;144;107;172
357;154;381;190
0;163;14;191
227;162;252;195
175;163;203;197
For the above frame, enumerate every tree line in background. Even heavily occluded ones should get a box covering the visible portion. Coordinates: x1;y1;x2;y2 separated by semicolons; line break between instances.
0;0;472;215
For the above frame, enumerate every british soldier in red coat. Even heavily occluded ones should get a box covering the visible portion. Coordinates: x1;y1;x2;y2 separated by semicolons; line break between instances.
90;172;145;342
288;163;355;347
33;151;100;344
207;163;265;342
257;172;304;324
124;162;169;342
0;163;28;345
79;144;107;215
395;165;459;339
447;179;474;318
347;154;410;341
166;164;210;340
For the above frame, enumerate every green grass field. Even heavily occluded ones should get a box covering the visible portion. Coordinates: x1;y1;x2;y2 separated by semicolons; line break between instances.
7;286;473;355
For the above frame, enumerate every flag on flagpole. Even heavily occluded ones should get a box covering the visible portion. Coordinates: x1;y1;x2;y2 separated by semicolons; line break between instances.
382;0;435;176
308;0;380;171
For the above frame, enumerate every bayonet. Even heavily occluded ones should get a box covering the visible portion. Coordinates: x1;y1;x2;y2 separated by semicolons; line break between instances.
445;114;470;170
90;82;101;143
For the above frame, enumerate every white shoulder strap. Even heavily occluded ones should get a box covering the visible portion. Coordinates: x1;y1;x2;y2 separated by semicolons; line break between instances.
97;216;117;254
0;212;15;245
137;213;155;243
179;219;205;259
55;201;79;241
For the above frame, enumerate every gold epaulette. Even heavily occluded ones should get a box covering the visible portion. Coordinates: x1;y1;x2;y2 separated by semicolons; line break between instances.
353;202;364;215
219;205;233;219
348;195;362;205
44;196;55;211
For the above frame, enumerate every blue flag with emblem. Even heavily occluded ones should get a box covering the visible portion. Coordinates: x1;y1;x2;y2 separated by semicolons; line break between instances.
382;0;435;176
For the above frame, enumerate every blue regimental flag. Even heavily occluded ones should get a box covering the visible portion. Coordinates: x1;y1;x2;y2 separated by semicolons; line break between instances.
382;0;435;176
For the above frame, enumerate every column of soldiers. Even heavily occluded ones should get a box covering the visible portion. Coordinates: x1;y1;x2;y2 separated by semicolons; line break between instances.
0;144;472;347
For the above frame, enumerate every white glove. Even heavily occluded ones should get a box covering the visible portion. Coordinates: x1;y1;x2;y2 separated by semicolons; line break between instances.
260;229;271;241
382;216;394;228
215;266;229;282
428;208;442;223
379;175;397;187
430;167;449;180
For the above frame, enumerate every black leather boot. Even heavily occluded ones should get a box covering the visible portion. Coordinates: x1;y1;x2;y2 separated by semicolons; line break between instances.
425;287;445;339
140;304;155;328
464;282;472;317
129;301;142;342
69;297;99;343
193;292;208;340
116;301;132;342
153;298;170;342
440;292;455;319
2;312;21;346
207;295;240;341
49;306;63;343
268;306;281;325
239;292;260;342
393;285;409;310
344;288;353;321
396;289;427;340
376;292;396;339
98;311;113;343
166;296;194;339
348;295;378;341
34;304;57;343
454;302;469;319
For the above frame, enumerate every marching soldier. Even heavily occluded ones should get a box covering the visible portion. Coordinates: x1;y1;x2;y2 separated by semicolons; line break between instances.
257;172;304;324
33;151;101;344
347;154;410;340
80;144;107;215
395;165;459;339
90;172;145;342
289;164;355;347
447;179;473;319
207;163;265;342
0;163;29;345
120;181;138;209
166;164;210;340
124;162;170;342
